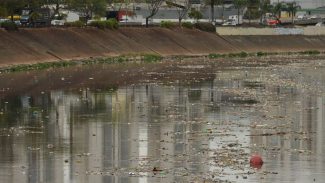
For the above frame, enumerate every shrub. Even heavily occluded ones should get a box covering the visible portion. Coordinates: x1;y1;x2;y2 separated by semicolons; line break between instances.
181;22;193;29
256;51;267;57
194;22;215;32
0;21;18;31
143;54;163;62
238;51;248;58
299;50;320;55
106;18;119;29
209;53;222;59
89;19;119;29
160;21;176;28
64;20;84;27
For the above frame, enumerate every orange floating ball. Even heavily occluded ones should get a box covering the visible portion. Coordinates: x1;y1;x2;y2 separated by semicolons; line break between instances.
250;154;263;169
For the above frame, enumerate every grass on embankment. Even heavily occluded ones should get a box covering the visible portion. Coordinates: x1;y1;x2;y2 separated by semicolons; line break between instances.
2;54;163;73
1;50;323;73
208;50;322;59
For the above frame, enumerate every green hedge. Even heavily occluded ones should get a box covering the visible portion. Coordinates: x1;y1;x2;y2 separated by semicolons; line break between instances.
89;19;119;29
160;21;176;28
64;20;85;27
0;21;18;31
181;22;194;29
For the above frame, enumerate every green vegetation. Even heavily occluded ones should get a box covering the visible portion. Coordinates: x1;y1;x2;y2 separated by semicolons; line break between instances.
209;51;249;59
0;0;305;28
89;19;119;30
208;53;225;59
188;8;202;22
256;51;268;57
143;54;163;62
0;21;18;31
209;50;323;59
6;61;77;72
3;51;324;73
1;53;164;73
160;21;176;28
64;20;85;27
181;22;193;29
298;50;320;55
229;51;248;58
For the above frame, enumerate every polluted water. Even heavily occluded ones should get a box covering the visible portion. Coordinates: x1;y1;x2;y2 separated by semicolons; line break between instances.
0;55;324;182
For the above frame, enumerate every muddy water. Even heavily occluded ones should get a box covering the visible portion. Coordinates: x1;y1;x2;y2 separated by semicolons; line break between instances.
0;56;325;183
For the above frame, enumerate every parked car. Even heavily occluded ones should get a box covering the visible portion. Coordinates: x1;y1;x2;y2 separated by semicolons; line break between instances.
20;8;51;27
309;14;320;19
0;18;10;23
297;14;307;20
51;19;65;26
267;19;281;26
222;15;243;26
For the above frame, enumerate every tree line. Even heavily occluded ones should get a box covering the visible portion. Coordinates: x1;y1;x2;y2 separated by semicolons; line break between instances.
0;0;110;20
0;0;301;24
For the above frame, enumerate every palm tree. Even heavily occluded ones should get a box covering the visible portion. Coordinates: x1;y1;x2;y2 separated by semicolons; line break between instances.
246;0;259;24
233;0;248;25
204;0;217;23
286;2;300;24
220;0;225;23
272;2;283;19
259;0;272;24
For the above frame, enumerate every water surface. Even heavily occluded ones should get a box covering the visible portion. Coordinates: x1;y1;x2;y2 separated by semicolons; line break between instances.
0;56;325;183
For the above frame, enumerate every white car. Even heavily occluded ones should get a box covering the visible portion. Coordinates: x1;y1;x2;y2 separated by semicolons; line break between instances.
0;18;10;23
51;20;65;26
297;14;307;20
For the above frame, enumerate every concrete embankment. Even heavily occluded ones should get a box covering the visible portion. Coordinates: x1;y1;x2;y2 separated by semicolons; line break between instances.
1;27;325;67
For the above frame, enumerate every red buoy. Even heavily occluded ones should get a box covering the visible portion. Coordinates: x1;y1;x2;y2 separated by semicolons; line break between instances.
250;154;263;169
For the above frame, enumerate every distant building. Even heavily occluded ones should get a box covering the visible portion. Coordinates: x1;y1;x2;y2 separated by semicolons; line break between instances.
271;0;325;9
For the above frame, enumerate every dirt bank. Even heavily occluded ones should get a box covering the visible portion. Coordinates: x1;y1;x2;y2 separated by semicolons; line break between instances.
1;27;325;67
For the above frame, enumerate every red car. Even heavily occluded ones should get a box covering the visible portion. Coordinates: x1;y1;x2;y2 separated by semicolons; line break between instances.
267;19;281;26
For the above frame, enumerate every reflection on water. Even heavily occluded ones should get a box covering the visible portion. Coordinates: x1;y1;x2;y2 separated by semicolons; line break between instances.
0;57;325;182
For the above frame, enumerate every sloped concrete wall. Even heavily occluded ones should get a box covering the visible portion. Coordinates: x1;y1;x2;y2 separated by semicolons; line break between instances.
1;27;325;68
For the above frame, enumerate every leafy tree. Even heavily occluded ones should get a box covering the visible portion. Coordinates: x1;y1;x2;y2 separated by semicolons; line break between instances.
169;0;191;26
188;8;202;22
68;0;107;21
30;11;41;26
145;0;164;27
25;0;43;9
0;5;8;17
0;0;25;21
46;0;71;17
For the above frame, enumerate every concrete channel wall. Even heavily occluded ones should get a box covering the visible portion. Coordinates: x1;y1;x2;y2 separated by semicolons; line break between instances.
1;27;325;68
216;27;325;35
